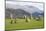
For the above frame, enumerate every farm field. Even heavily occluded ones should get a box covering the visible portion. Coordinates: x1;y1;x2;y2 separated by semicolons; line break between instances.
5;17;44;30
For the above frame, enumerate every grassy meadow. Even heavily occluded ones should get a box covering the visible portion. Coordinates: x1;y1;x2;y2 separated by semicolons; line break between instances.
5;17;44;30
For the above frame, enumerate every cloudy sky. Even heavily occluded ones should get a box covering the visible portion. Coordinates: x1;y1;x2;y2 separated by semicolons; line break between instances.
6;0;44;11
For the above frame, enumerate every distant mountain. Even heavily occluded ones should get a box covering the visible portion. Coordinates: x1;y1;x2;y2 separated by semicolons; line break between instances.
25;6;44;17
6;5;44;18
5;8;31;18
32;12;44;17
6;4;43;14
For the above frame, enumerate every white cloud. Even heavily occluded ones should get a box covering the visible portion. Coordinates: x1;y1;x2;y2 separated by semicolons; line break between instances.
6;1;43;10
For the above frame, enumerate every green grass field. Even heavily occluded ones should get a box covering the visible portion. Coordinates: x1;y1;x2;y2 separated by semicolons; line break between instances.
5;17;44;30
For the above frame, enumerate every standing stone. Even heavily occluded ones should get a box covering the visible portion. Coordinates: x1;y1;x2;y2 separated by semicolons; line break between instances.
10;13;13;24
